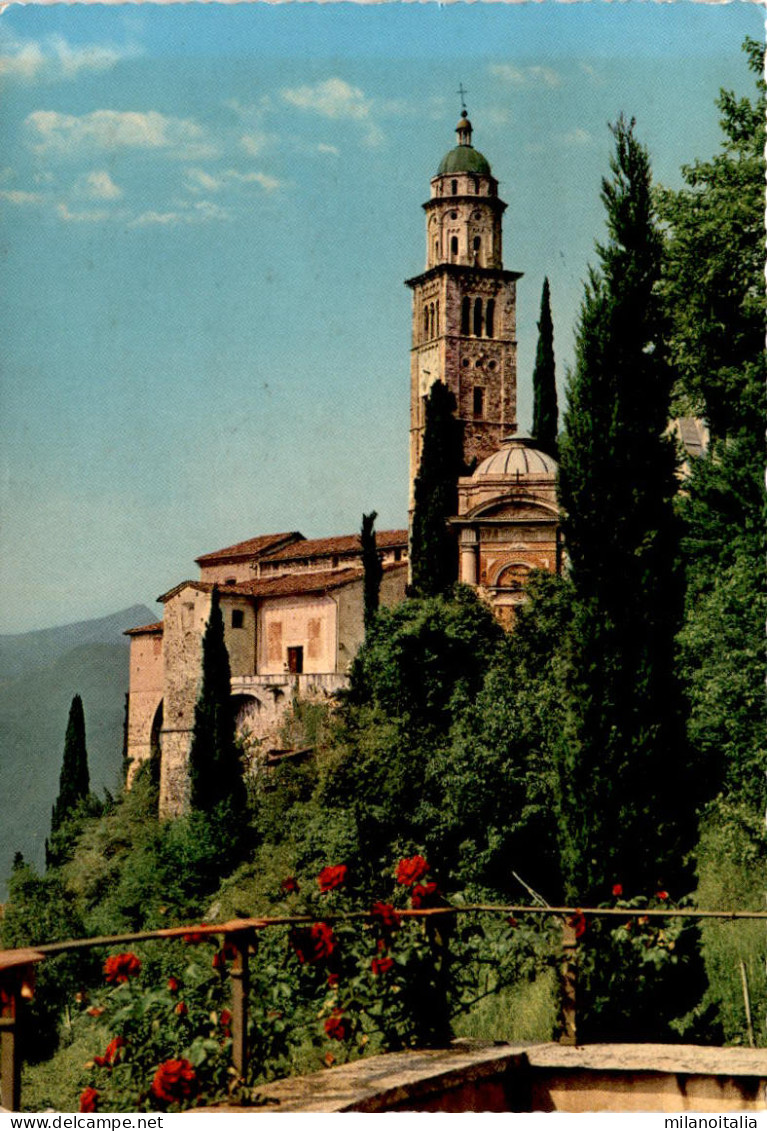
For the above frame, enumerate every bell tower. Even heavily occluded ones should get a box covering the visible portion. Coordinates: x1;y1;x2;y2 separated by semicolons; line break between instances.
405;110;521;507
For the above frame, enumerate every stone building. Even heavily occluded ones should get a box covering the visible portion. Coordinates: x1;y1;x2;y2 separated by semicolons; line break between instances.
125;531;408;816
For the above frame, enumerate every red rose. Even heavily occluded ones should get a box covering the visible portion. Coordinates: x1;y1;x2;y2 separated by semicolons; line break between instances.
86;1006;104;1017
370;901;400;933
396;855;429;886
327;972;340;987
568;910;587;939
79;1087;99;1113
290;922;337;965
318;864;348;893
371;956;394;977
219;1009;232;1028
94;1036;126;1067
410;881;439;909
612;883;623;897
281;876;299;894
103;952;141;984
167;977;179;994
508;916;519;929
182;930;207;945
324;1011;347;1041
150;1058;197;1106
175;1001;188;1017
656;890;669;902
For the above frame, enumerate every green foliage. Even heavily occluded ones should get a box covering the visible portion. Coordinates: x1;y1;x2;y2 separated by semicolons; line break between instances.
657;38;765;444
360;511;383;631
189;587;246;817
531;276;558;458
410;381;466;597
51;695;90;834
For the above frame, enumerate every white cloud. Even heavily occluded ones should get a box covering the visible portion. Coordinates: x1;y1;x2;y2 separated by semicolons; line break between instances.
185;167;282;194
563;128;593;146
240;132;270;157
25;109;215;160
56;202;110;223
0;33;129;83
0;189;44;205
281;77;383;146
489;63;562;89
77;170;123;200
128;200;231;228
317;143;340;156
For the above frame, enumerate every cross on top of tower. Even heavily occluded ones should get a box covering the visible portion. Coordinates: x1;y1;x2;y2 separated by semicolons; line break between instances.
457;83;468;112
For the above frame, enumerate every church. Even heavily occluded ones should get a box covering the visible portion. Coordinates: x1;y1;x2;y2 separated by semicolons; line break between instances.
124;110;561;815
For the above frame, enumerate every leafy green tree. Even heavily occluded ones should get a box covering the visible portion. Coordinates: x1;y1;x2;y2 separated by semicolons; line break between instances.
557;116;694;905
188;587;246;816
360;510;383;631
410;381;466;597
531;277;558;458
51;695;90;833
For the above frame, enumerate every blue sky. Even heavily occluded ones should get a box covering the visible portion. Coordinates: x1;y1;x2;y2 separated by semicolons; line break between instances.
0;1;762;633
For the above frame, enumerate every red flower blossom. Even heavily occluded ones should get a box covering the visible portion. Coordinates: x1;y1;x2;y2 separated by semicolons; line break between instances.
167;977;179;994
220;1009;232;1027
656;890;669;902
568;911;587;939
79;1087;99;1113
86;1006;104;1017
410;881;439;909
396;855;429;887
93;1036;126;1068
324;1011;347;1041
318;864;348;893
371;956;394;977
150;1058;197;1106
508;916;519;929
612;884;623;898
175;1001;188;1017
212;941;237;970
370;901;400;933
281;876;299;894
103;952;141;984
290;922;337;965
182;929;207;945
327;972;340;987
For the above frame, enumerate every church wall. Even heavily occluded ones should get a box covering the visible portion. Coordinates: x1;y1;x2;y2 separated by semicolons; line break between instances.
257;595;337;676
125;632;163;784
198;561;254;585
221;596;257;677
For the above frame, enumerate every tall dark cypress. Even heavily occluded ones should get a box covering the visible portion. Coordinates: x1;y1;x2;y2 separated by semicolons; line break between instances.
361;510;383;631
531;277;558;458
410;380;465;597
188;586;246;814
51;694;90;832
557;117;691;904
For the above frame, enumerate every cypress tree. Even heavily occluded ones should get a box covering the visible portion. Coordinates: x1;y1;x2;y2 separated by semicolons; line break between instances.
361;510;383;631
531;276;558;458
188;586;246;814
557;117;692;903
410;380;465;597
51;694;90;832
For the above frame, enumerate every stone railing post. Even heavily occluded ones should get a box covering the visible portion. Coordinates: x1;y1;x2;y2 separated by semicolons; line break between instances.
559;920;578;1046
0;951;43;1112
227;930;253;1079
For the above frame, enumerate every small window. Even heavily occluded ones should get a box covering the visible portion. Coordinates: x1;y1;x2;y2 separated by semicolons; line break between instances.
225;577;236;586
435;299;440;336
461;357;470;368
473;387;485;418
461;297;470;336
451;179;458;195
473;236;481;251
394;547;402;562
450;210;458;220
434;239;439;258
331;555;339;568
471;177;479;194
485;298;495;338
429;302;435;338
287;646;304;674
231;609;244;629
450;235;458;259
423;305;429;338
473;297;483;337
488;359;497;370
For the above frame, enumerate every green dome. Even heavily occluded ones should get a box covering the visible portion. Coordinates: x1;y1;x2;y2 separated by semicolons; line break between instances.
437;145;492;176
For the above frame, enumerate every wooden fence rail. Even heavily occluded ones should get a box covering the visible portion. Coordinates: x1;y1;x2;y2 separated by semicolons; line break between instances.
2;904;766;1112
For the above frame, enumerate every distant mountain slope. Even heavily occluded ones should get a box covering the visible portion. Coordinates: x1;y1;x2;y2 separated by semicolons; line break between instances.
0;606;154;897
0;604;155;685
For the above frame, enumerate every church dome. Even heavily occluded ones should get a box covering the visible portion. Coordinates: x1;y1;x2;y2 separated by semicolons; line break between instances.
437;110;492;176
473;436;557;479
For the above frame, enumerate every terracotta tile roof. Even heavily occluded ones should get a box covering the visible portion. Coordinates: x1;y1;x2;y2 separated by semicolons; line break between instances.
159;561;407;604
195;531;303;565
124;621;164;636
263;529;408;562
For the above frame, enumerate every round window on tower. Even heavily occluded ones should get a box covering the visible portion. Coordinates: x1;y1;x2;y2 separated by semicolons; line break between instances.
462;358;470;367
